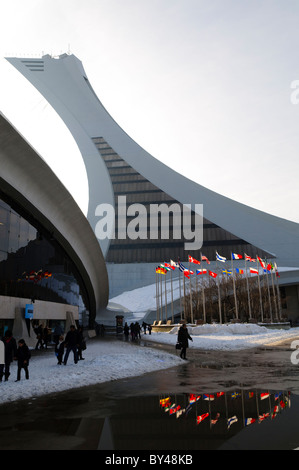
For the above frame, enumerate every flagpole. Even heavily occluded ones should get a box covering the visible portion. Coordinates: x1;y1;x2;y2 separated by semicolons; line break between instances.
270;264;278;321
200;253;206;323
265;266;273;322
256;257;264;322
178;260;182;322
160;271;163;322
244;255;252;320
215;255;222;324
170;268;174;324
189;275;194;324
274;264;282;320
156;270;159;323
231;255;238;320
164;272;167;323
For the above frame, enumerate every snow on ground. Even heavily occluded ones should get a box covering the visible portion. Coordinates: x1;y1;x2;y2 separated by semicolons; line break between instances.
0;338;182;405
1;324;299;405
145;323;299;351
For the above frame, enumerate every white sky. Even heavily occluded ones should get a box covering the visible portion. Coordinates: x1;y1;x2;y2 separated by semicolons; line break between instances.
0;0;299;222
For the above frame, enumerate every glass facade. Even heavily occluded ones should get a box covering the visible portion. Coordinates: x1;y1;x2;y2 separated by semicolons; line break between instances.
0;193;90;322
93;137;272;263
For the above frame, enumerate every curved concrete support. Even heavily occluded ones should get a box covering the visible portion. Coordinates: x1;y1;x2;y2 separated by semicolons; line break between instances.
0;113;109;322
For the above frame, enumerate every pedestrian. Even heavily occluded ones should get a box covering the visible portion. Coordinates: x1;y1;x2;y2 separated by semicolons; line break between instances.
142;322;147;334
63;325;79;365
15;339;31;381
55;335;65;365
77;325;86;360
177;323;193;360
43;325;50;349
148;324;152;335
124;322;129;340
35;323;44;350
130;322;135;341
0;330;17;382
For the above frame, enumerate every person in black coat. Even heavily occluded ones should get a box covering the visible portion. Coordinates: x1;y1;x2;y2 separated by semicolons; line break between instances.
177;323;193;360
0;329;17;382
55;335;65;365
63;325;79;365
15;339;31;381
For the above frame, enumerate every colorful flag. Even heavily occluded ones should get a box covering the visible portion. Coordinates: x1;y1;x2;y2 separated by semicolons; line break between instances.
259;412;270;422
164;262;175;270
196;413;209;424
245;254;256;262
203;394;215;401
235;268;244;274
208;270;217;278
222;269;232;275
250;268;259;274
257;256;266;269
179;262;188;272
211;413;220;426
245;418;256;426
156;267;167;275
227;416;238;429
272;405;279;419
231;392;241;399
201;255;210;264
260;392;270;400
160;397;171;407
170;259;179;268
216;392;225;398
216;251;226;262
188;255;201;265
232;253;243;260
196;269;207;275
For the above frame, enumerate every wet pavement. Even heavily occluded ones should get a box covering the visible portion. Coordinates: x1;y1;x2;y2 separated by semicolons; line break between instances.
1;336;299;450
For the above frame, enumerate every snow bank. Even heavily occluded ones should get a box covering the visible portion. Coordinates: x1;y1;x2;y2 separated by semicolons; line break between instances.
146;324;299;351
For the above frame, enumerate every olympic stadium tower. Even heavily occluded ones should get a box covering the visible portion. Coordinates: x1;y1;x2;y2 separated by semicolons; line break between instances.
6;53;299;322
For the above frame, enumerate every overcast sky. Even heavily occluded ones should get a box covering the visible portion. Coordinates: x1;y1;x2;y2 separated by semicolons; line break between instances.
0;0;299;223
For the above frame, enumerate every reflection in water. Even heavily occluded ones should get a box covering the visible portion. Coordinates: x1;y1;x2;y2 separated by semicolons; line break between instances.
159;390;290;434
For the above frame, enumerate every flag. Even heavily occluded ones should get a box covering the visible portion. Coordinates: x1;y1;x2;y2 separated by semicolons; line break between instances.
259;413;270;422
216;392;225;398
266;263;273;272
260;392;270;400
232;253;243;260
216;251;226;262
160;397;171;407
247;392;254;399
196;413;209;424
245;418;256;426
201;255;210;264
227;416;238;429
156;267;167;275
179;262;188;272
257;256;266;269
231;392;241;399
203;394;215;401
176;408;185;418
245;254;256;262
196;269;207;275
164;262;175;270
170;259;179;268
211;413;220;426
235;268;244;274
272;405;279;419
160;264;171;271
208;270;217;278
222;269;232;275
189;394;201;403
188;255;201;265
250;268;259;274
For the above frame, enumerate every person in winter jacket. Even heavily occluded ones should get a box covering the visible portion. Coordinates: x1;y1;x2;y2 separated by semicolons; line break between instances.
55;335;65;365
63;325;79;365
15;339;31;381
177;323;193;360
0;329;17;381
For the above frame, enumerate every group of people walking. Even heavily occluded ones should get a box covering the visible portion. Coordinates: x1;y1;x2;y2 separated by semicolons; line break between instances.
0;330;31;382
55;324;86;365
123;321;152;341
0;324;87;383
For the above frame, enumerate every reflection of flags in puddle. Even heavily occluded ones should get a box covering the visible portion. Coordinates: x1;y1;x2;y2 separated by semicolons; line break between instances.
227;415;238;429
